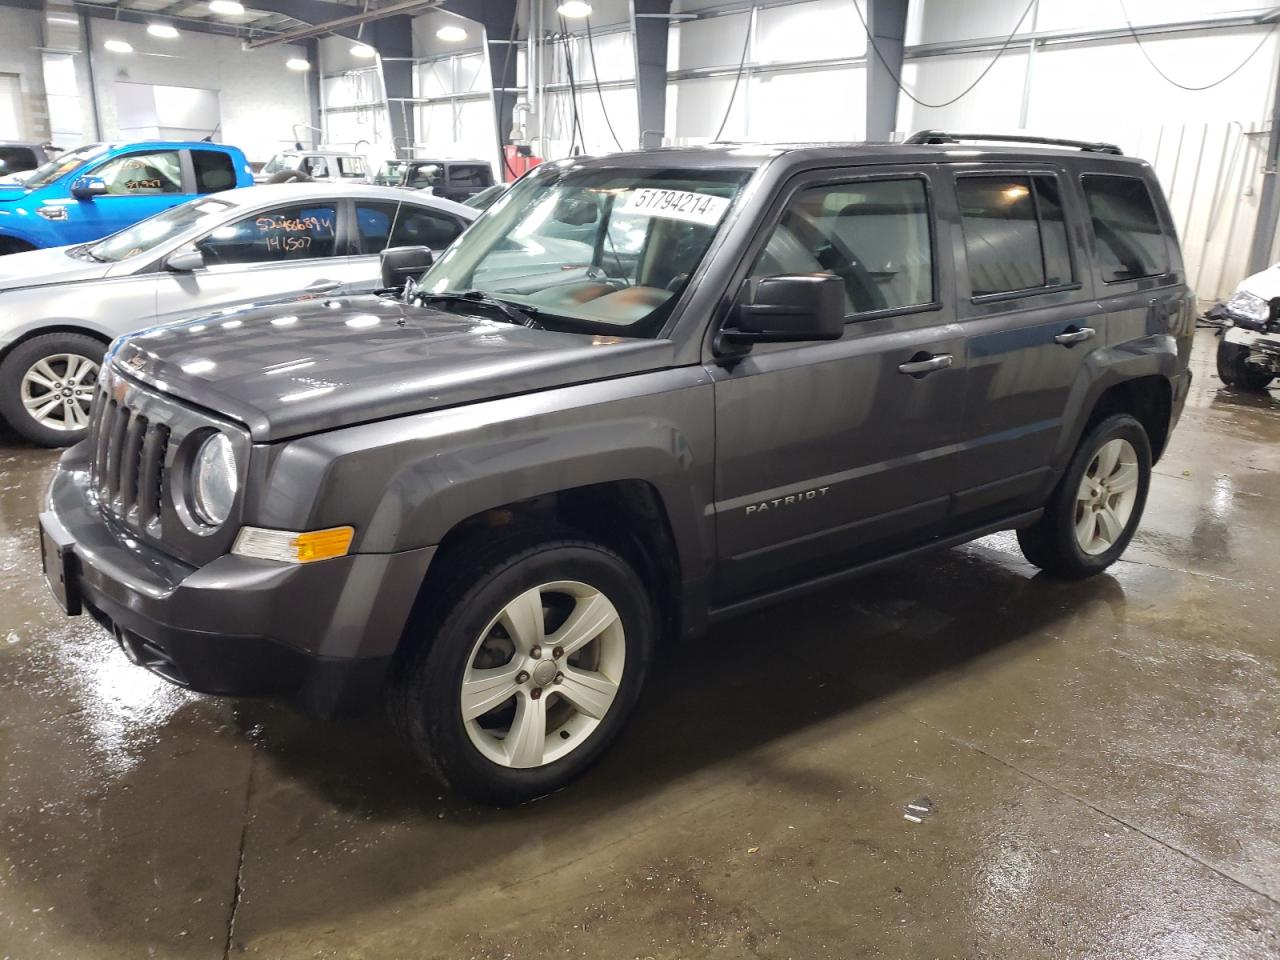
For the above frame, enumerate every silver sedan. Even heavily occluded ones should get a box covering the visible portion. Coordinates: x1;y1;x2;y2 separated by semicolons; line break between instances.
0;183;476;445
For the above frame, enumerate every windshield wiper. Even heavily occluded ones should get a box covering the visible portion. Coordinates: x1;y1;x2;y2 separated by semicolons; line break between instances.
416;290;542;329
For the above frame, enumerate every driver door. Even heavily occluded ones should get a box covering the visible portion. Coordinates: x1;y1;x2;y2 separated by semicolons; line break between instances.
710;167;967;602
61;148;191;244
154;199;349;321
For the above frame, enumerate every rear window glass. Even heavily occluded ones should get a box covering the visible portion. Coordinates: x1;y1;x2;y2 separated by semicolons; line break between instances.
338;156;365;178
0;146;38;173
192;149;236;193
1081;175;1169;283
956;174;1075;296
448;164;491;188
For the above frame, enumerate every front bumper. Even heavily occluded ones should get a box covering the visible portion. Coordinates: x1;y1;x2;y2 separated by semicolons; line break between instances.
42;445;436;715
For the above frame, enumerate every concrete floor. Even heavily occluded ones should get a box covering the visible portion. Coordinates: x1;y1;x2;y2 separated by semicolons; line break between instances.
1;329;1277;959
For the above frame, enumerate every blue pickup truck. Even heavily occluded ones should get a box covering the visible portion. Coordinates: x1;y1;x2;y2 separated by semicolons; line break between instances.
0;140;253;254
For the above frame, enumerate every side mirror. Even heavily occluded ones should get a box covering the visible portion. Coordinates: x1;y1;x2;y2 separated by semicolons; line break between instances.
71;175;108;200
165;244;205;272
381;245;433;289
721;274;846;346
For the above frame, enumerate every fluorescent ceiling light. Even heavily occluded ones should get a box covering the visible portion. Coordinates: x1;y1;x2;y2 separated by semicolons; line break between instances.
46;15;78;25
147;23;179;38
286;57;311;71
208;0;245;15
556;0;592;17
350;42;376;57
436;24;467;42
103;39;133;53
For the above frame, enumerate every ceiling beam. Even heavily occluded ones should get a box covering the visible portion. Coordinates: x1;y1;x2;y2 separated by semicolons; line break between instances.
243;0;438;46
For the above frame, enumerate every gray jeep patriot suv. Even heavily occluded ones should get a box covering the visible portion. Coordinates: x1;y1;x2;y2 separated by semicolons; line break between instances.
39;132;1194;803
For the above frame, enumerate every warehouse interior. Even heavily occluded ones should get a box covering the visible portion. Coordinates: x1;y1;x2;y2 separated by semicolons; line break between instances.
0;0;1278;957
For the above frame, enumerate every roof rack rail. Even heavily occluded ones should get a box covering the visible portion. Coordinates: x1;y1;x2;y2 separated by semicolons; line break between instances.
904;130;1123;156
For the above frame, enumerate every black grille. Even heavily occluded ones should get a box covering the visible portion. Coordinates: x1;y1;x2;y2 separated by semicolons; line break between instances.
90;390;169;529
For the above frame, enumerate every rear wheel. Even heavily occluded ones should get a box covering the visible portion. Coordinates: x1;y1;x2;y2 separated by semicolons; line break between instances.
1216;339;1274;392
389;527;655;805
1018;413;1152;579
0;333;105;446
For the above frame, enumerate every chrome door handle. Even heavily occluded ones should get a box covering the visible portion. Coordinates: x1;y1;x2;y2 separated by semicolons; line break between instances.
304;278;342;293
1054;326;1095;345
897;354;954;376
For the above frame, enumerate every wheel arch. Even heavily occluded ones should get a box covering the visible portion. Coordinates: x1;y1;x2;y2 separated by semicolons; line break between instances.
0;324;113;365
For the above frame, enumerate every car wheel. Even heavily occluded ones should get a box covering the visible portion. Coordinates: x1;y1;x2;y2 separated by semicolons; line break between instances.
1216;339;1274;392
389;527;655;805
0;333;105;446
1017;413;1152;579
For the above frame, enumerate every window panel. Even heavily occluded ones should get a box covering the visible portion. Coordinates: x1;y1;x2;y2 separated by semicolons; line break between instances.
92;150;183;196
197;202;338;265
390;205;464;249
1081;175;1169;283
192;149;237;193
956;176;1045;295
1033;175;1073;287
355;201;398;255
751;178;933;315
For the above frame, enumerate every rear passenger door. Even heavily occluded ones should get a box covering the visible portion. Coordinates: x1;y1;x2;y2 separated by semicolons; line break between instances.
948;167;1105;527
710;166;967;602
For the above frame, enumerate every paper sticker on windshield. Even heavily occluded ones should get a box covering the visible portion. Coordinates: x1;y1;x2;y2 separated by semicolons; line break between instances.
621;189;730;226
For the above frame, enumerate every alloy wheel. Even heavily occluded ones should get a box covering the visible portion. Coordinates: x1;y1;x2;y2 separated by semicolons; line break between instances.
20;353;99;432
1074;438;1140;555
460;580;626;769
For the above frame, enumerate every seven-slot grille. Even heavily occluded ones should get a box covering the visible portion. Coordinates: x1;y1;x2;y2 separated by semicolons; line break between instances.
89;388;171;531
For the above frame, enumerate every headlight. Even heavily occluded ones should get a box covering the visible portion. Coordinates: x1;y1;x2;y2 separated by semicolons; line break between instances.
1226;290;1269;323
191;432;237;526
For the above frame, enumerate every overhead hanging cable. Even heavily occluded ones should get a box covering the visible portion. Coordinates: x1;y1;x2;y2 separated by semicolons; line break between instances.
850;0;1036;109
559;17;587;154
713;3;754;141
585;18;626;151
1117;0;1280;92
496;0;521;177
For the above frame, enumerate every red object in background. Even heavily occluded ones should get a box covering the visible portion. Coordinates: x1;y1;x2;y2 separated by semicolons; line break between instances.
503;145;542;182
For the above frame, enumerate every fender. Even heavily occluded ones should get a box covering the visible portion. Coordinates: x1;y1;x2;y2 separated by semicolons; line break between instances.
0;224;47;251
253;366;718;586
1051;333;1178;472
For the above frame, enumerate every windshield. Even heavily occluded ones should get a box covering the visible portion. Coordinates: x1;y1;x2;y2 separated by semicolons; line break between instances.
85;196;234;262
18;143;107;188
261;153;303;175
419;162;752;338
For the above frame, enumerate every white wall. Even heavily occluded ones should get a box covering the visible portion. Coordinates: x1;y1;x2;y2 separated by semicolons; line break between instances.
0;7;50;141
89;20;312;162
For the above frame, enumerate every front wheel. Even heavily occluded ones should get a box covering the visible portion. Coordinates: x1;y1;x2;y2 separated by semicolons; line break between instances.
1017;413;1152;579
0;332;105;446
389;529;655;805
1216;340;1274;392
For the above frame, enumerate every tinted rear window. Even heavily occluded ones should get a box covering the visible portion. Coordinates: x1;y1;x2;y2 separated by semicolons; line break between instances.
192;149;237;193
1081;174;1169;283
0;146;38;173
448;164;491;187
956;174;1075;296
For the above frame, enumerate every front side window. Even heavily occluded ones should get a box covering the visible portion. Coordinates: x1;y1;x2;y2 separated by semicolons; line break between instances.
196;202;338;265
84;197;233;262
260;153;303;176
192;150;237;193
1082;174;1169;283
407;163;442;190
751;177;933;315
957;174;1075;296
302;156;330;178
420;162;752;337
91;150;183;196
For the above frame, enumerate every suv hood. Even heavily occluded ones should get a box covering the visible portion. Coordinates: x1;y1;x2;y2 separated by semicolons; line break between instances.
112;294;674;441
0;245;112;290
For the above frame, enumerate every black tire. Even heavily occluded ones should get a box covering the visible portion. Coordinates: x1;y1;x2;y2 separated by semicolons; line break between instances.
0;332;106;447
1216;340;1274;392
388;525;656;805
1017;413;1152;579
